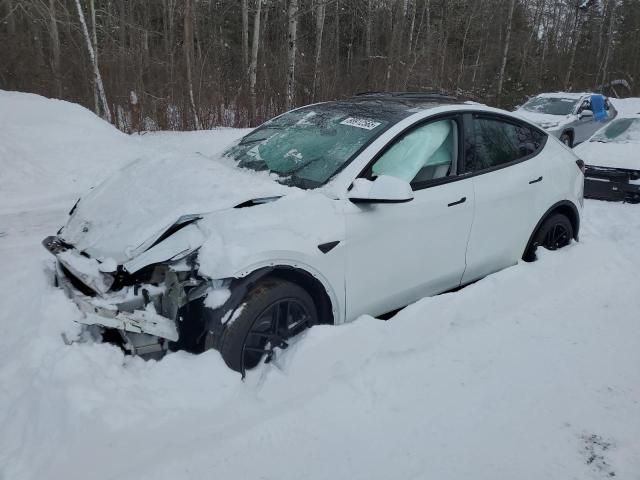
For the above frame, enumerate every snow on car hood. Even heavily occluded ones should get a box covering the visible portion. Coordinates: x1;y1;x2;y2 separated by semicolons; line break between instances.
514;109;574;128
574;141;640;171
60;154;291;264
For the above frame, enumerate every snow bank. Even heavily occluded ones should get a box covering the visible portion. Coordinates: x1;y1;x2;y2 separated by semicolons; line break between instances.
2;199;639;480
0;91;247;213
611;97;640;116
0;91;139;212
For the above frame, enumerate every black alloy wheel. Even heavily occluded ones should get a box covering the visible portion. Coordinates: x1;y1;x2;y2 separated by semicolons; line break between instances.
216;279;317;375
541;222;572;250
525;213;574;261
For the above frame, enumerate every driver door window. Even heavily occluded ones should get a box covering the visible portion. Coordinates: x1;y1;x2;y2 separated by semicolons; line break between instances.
577;99;591;114
371;119;458;187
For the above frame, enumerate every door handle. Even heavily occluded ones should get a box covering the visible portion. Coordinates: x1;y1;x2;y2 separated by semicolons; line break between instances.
529;176;543;184
447;197;466;207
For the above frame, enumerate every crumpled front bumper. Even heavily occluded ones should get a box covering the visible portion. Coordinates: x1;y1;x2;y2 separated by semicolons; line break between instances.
55;262;179;342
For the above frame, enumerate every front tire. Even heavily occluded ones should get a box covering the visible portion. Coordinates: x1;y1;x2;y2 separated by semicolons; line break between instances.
525;213;574;261
214;278;317;374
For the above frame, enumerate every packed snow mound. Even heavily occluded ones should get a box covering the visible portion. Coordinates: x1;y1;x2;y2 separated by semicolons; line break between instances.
610;97;640;116
0;90;248;213
0;90;144;212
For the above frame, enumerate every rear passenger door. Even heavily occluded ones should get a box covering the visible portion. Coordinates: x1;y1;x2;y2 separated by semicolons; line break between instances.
461;114;549;285
574;97;599;144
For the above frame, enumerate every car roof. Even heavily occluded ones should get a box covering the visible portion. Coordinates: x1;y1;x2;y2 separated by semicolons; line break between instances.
312;92;471;123
534;92;596;100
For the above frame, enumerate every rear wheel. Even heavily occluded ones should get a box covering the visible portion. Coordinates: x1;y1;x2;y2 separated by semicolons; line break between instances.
560;132;573;147
214;278;317;374
525;213;574;261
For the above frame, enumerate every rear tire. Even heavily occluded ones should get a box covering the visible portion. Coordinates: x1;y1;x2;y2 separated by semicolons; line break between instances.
524;213;574;261
560;132;573;147
214;278;317;374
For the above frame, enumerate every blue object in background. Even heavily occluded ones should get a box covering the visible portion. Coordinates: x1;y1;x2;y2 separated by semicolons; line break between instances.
591;94;607;122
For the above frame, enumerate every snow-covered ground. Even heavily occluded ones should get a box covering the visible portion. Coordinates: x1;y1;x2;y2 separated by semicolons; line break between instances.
1;91;639;480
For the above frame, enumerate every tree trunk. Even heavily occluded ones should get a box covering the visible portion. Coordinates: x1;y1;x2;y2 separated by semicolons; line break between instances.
365;0;372;72
89;0;99;114
599;0;618;89
456;7;475;90
312;0;326;101
184;0;201;129
519;0;545;84
563;5;583;91
48;0;62;98
496;0;516;104
385;0;408;90
74;0;111;123
6;0;16;35
242;0;249;70
334;0;340;87
285;0;298;111
248;0;262;125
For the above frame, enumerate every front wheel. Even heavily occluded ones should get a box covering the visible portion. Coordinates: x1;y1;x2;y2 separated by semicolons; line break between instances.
213;278;317;374
525;213;574;261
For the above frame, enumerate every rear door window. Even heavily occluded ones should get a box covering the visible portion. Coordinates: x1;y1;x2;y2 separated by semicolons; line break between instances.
464;116;545;173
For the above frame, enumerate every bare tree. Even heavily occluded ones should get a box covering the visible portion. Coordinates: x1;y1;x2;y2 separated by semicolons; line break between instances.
564;1;587;90
184;0;201;129
48;0;62;97
89;0;98;114
242;0;249;70
312;0;326;101
285;0;298;111
74;0;111;122
4;0;639;130
248;0;263;124
497;0;517;104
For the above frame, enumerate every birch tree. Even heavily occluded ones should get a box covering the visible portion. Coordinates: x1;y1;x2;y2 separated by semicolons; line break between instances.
74;0;111;123
89;0;98;114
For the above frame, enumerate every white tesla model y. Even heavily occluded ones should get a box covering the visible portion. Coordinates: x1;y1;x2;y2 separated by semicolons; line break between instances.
44;92;584;373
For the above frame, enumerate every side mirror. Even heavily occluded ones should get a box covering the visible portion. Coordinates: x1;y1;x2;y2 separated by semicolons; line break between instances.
348;175;414;204
579;109;593;119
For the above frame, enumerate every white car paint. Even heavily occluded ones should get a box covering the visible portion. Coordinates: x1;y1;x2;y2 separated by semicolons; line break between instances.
50;102;584;338
574;114;640;171
344;174;474;319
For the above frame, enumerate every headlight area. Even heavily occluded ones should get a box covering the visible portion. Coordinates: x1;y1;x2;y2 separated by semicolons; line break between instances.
54;250;231;359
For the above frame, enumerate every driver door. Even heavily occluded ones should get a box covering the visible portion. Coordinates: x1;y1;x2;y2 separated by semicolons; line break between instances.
574;97;598;144
344;116;475;320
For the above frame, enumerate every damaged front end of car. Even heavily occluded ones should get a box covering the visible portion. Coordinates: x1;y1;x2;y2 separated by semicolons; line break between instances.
42;221;232;359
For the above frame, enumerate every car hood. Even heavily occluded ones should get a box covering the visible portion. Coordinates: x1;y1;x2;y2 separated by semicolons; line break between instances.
574;141;640;171
514;109;574;128
60;155;291;264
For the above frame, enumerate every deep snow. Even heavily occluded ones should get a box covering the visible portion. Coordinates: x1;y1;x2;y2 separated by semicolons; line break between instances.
1;91;639;480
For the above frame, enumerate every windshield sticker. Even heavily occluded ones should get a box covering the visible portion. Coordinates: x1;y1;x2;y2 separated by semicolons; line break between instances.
340;117;381;130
